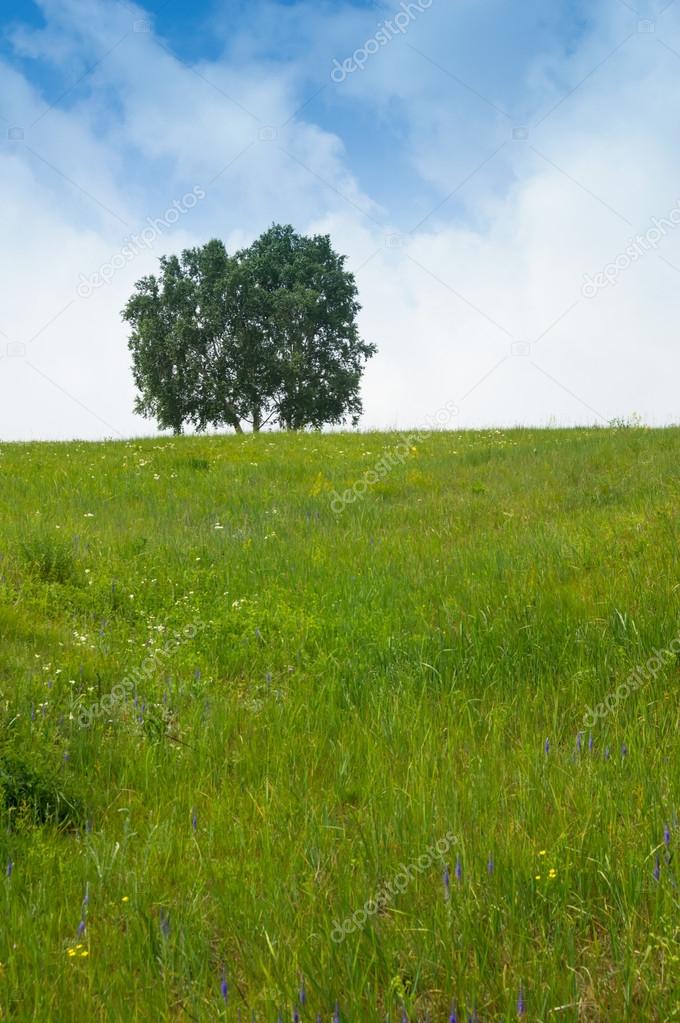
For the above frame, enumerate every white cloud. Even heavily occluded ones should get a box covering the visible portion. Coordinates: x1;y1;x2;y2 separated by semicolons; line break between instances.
1;0;679;440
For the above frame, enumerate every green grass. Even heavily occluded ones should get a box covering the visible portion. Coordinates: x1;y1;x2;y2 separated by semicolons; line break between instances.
1;426;679;1022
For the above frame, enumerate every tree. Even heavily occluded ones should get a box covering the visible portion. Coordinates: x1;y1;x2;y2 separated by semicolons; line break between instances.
123;224;376;434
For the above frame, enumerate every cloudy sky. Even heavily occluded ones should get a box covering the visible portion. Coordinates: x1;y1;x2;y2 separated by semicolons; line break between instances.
1;0;679;439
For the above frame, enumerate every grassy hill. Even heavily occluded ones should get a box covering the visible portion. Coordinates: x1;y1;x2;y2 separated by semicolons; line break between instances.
1;427;679;1021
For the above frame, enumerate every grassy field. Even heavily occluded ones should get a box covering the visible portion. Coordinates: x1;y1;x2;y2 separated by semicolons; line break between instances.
1;426;680;1022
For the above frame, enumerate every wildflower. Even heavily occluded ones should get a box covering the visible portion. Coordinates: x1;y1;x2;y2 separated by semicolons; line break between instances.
449;1010;458;1023
160;909;170;938
220;970;228;1002
6;860;13;878
80;950;89;957
443;864;451;899
333;1001;341;1022
653;854;661;882
192;810;198;832
294;1013;300;1023
548;868;557;879
77;920;86;938
538;850;547;857
588;733;594;752
121;896;129;903
455;856;462;882
621;743;629;758
517;985;525;1017
544;737;550;755
604;747;610;761
401;1009;408;1023
535;874;541;880
299;978;306;1006
487;855;494;875
664;824;671;848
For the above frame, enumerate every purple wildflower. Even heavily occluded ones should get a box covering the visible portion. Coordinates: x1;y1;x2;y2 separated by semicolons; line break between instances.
77;919;86;938
401;1009;408;1023
220;970;228;1002
621;742;628;758
487;855;494;875
455;856;462;882
333;1001;341;1023
192;810;198;832
443;864;451;898
588;733;594;752
517;985;526;1017
6;859;13;878
294;1011;300;1023
299;978;307;1006
544;737;550;755
604;746;610;761
160;908;170;938
664;824;671;848
653;854;661;882
449;1010;458;1023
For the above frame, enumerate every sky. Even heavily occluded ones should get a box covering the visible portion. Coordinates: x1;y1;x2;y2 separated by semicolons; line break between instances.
1;0;679;440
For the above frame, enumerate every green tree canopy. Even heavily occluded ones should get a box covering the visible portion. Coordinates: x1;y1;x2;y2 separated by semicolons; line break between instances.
123;224;376;433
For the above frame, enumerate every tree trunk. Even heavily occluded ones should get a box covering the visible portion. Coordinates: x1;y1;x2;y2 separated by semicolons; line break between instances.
252;407;262;433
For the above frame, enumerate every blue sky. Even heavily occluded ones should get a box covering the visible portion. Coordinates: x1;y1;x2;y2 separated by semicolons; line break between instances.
1;0;679;438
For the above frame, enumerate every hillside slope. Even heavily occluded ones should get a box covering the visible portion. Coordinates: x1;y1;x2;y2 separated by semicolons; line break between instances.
1;427;679;1021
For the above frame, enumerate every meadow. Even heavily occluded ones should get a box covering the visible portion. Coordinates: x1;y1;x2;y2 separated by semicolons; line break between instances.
1;426;679;1021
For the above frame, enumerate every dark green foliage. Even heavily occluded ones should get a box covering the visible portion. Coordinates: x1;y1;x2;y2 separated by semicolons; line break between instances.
0;749;83;828
123;225;376;434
